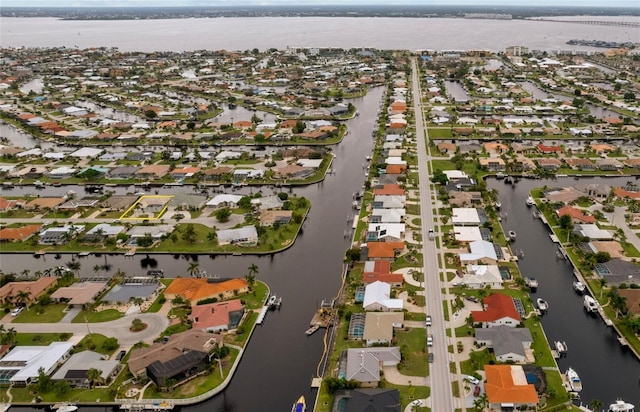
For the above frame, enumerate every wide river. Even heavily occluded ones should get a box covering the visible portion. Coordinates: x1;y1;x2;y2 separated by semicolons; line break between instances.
2;14;640;411
1;16;639;52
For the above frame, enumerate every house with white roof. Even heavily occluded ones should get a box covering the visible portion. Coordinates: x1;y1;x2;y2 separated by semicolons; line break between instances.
573;224;613;240
366;223;405;242
460;264;504;289
453;226;484;243
372;195;406;209
206;194;243;209
363;281;403;312
217;226;259;247
459;240;499;265
443;170;468;181
451;208;482;226
370;209;405;224
0;342;73;385
48;166;77;179
70;147;104;158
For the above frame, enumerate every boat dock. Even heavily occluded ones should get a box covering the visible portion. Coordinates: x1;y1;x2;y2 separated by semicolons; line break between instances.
256;306;269;325
309;299;336;329
119;403;174;411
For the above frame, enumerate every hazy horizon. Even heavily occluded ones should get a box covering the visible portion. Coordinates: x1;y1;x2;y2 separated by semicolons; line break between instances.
2;0;639;8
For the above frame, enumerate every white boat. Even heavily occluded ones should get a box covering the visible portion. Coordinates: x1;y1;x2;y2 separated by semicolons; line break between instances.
496;172;506;179
55;404;78;412
573;281;586;294
508;230;517;241
305;325;320;336
566;367;583;392
0;403;10;412
494;201;501;210
536;298;549;312
555;340;568;354
267;294;277;306
609;399;635;412
584;295;598;312
526;196;535;206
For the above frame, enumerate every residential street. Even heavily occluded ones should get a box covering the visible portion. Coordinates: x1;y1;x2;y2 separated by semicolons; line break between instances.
4;312;169;345
410;57;458;412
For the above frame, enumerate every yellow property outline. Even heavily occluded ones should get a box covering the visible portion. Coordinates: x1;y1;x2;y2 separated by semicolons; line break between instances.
120;195;174;221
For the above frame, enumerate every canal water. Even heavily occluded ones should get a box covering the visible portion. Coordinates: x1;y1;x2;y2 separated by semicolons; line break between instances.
0;86;385;412
488;176;640;408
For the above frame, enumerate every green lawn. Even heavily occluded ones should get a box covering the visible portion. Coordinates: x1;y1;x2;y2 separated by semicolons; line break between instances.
14;332;72;346
396;328;428;376
74;333;118;355
72;308;123;323
11;303;68;323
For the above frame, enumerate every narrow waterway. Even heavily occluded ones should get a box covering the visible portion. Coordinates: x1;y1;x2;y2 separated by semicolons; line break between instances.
488;176;640;408
1;86;385;412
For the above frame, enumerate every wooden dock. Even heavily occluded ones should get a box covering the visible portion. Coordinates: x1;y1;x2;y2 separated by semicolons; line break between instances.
310;307;335;328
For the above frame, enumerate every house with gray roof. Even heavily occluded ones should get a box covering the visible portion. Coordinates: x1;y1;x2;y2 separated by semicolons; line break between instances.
474;325;533;363
109;166;139;179
343;347;401;387
51;350;119;388
335;388;401;412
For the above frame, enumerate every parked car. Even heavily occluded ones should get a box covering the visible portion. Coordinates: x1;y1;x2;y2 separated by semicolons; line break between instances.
464;375;480;385
425;315;432;327
428;353;434;363
428;228;435;240
115;350;127;361
427;334;433;346
11;307;24;317
473;384;481;397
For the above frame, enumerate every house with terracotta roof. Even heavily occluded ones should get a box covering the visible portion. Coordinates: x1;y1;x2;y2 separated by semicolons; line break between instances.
0;277;57;305
535;158;563;171
385;164;407;175
170;166;201;179
136;164;170;179
365;242;404;261
164;278;249;304
0;224;41;242
564;157;595;171
373;184;405;196
537;143;563;154
471;293;521;327
362;261;403;287
556;205;596;224
484;365;539;409
190;299;245;332
614;187;640;200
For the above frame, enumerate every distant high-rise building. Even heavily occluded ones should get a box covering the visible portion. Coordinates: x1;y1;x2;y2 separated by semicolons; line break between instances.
506;46;530;57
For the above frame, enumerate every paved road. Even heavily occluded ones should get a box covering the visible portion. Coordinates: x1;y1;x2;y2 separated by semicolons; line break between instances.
411;57;457;412
6;312;169;345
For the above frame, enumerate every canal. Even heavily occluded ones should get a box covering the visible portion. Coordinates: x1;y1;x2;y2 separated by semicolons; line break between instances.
1;86;386;412
488;176;640;408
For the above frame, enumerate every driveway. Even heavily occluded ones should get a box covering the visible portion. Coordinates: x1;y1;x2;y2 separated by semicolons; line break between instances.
7;312;169;345
59;307;82;323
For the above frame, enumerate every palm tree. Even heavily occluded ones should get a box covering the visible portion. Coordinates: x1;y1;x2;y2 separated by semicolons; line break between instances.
187;262;200;277
86;368;103;388
21;269;31;278
66;260;81;277
3;327;17;345
15;290;31;310
246;263;258;289
590;398;603;412
599;277;608;299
